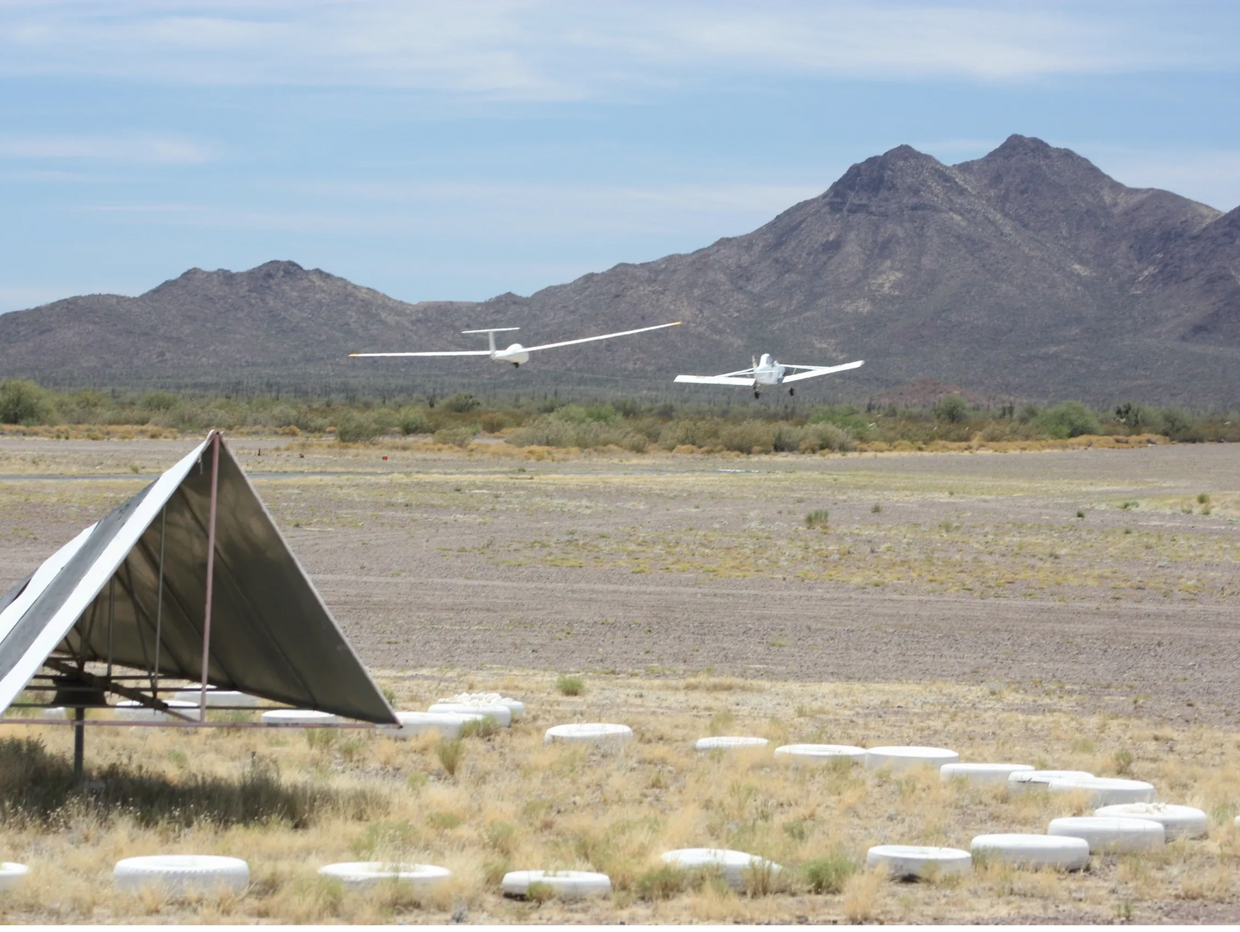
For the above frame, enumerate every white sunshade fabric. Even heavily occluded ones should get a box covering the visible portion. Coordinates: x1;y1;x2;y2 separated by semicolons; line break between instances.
0;433;396;724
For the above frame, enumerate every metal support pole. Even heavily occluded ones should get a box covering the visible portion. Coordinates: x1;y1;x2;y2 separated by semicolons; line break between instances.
200;432;221;723
153;505;166;699
73;705;85;782
106;577;115;682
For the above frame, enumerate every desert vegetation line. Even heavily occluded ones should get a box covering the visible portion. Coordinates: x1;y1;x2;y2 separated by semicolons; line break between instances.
1;378;1236;452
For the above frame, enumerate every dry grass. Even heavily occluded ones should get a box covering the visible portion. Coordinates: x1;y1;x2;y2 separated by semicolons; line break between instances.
0;672;1237;923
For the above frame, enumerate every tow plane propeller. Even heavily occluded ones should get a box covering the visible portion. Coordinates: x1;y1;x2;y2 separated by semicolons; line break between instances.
350;321;681;368
676;353;863;398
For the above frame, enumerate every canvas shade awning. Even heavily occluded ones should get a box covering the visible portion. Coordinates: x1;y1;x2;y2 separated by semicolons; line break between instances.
0;431;396;724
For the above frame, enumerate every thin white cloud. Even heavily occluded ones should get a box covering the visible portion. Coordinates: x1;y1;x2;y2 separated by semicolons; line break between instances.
77;179;829;239
0;133;216;164
0;1;1228;99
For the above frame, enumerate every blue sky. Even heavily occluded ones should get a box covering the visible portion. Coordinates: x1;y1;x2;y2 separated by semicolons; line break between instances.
1;0;1238;312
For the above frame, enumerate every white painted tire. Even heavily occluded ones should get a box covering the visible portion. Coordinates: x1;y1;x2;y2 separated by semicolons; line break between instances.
865;746;959;771
318;862;451;892
428;703;511;727
1047;777;1156;806
0;863;29;891
1094;803;1208;840
695;736;769;751
866;845;972;880
501;870;611;899
172;688;258;708
113;855;250;895
259;709;342;726
1047;816;1164;853
660;848;781;890
441;692;524;719
114;699;198;722
1007;770;1095;793
380;711;485;739
774;744;866;764
544;723;633;745
970;834;1089;871
940;763;1033;785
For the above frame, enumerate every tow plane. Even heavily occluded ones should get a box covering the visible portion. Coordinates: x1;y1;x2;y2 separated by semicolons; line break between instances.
350;321;680;368
676;354;863;398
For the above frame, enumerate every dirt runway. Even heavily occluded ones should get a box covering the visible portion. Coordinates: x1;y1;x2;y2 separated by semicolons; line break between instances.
2;436;1238;726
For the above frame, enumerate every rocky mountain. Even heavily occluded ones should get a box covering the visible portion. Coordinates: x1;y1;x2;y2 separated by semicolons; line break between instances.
2;135;1238;405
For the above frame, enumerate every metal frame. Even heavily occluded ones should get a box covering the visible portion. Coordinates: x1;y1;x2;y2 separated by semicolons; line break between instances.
0;430;397;782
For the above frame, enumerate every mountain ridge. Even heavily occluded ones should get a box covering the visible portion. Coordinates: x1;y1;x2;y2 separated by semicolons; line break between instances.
2;135;1238;405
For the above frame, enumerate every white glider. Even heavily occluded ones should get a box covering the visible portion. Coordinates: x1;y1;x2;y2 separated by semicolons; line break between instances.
350;321;681;368
676;353;863;398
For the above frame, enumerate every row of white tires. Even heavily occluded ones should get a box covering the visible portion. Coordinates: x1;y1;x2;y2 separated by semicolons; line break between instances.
108;857;455;897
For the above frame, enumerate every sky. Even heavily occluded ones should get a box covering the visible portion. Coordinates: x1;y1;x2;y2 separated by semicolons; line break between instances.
1;0;1238;313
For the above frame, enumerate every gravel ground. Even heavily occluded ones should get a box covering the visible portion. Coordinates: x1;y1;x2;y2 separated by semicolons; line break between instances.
2;436;1237;727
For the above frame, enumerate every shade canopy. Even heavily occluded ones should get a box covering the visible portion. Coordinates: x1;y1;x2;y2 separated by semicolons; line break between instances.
0;432;396;724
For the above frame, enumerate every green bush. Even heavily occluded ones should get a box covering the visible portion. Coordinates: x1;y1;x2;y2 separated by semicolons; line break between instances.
140;391;179;412
808;405;873;439
719;420;775;454
0;379;53;425
555;674;585;696
635;865;691;900
441;393;481;413
933;395;969;424
508;416;647;452
396;407;428;435
1035;401;1099;439
797;422;853;453
803;851;858;894
433;426;478;447
804;509;830;529
1159;407;1204;442
435;738;464;777
334;410;381;443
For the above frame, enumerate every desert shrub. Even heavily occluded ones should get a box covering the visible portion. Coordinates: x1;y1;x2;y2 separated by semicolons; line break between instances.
507;415;646;451
369;407;399;435
434;425;479;447
804;850;859;894
933;395;969;423
334;410;380;443
657;418;722;450
798;421;853;453
435;738;464;777
140;391;179;412
719;420;775;454
1035;401;1099;439
1159;407;1205;442
459;717;500;739
808;405;873;439
0;379;53;425
635;865;692;900
1114;402;1162;432
771;423;804;452
398;406;429;435
804;509;829;529
556;674;585;696
478;412;510;433
583;403;619;421
441;393;481;413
